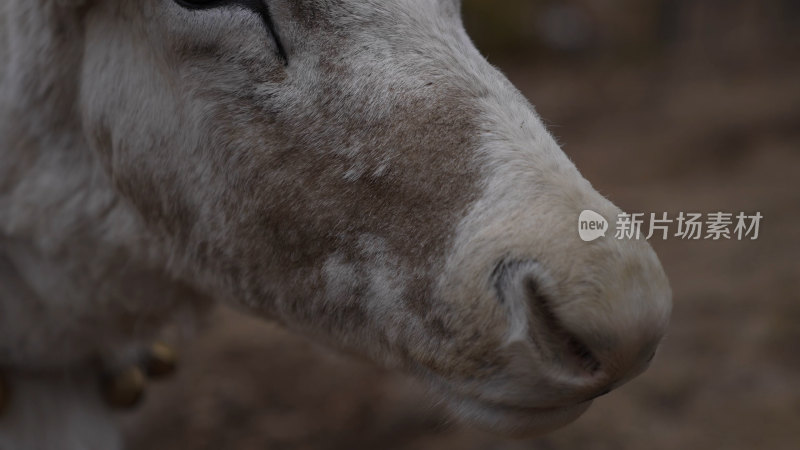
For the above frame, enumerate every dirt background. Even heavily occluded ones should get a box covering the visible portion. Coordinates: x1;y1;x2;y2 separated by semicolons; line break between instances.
123;1;800;449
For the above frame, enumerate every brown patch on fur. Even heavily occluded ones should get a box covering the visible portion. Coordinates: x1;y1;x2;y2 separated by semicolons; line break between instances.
161;46;488;374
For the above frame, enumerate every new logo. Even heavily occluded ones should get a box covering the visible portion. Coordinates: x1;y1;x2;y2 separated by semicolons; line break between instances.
579;210;608;242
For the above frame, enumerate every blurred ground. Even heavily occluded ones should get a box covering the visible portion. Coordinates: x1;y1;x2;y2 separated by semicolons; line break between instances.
123;2;799;449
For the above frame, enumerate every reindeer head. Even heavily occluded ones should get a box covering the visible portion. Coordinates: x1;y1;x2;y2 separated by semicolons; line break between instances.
74;0;671;435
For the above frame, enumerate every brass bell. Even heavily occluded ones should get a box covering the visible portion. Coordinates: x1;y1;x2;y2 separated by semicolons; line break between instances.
0;372;8;416
143;342;177;378
101;366;146;409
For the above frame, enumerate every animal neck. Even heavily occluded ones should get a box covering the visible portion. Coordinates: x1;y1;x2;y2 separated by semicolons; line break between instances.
0;1;202;372
1;0;94;203
0;0;97;247
1;1;121;251
1;0;87;142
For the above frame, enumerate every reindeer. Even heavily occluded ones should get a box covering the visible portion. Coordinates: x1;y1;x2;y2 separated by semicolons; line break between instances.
0;0;672;448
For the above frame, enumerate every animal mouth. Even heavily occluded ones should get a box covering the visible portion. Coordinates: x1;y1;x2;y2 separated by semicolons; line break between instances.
428;375;595;436
450;394;594;437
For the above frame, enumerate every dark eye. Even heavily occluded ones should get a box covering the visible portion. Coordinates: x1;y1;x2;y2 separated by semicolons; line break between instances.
174;0;288;65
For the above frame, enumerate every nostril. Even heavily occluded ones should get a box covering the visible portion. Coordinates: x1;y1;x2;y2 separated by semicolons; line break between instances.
492;258;601;376
491;258;527;304
564;333;601;374
525;277;601;374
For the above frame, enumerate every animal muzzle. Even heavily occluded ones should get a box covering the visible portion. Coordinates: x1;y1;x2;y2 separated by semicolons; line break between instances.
487;257;665;410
